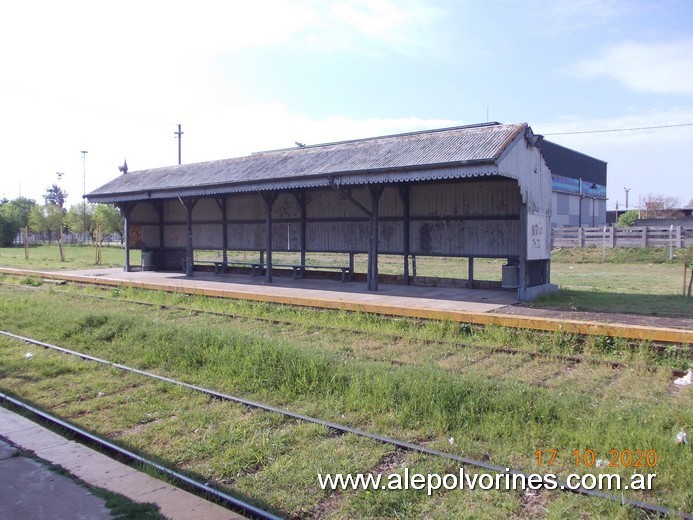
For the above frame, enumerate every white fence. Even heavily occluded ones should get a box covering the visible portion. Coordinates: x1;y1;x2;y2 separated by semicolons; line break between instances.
553;225;693;248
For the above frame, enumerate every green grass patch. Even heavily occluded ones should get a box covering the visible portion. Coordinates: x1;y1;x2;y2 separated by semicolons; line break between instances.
0;244;139;270
551;246;692;265
0;287;691;516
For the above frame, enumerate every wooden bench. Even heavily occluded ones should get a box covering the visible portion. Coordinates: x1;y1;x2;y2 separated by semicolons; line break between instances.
212;260;264;276
183;259;352;282
284;264;353;283
181;259;265;276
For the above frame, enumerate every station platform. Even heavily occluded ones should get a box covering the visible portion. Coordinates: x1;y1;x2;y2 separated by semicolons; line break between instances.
0;406;243;520
0;266;691;343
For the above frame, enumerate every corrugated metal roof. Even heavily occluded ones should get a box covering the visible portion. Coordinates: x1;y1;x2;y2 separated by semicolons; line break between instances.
88;122;528;202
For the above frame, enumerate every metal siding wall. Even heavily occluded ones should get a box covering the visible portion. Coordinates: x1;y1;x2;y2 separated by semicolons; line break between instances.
410;220;520;256
379;187;403;217
229;194;265;220
306;222;369;252
130;202;159;223
163;200;187;221
138;225;160;248
192;223;223;249
271;222;301;251
192;198;222;220
410;180;520;217
498;140;552;215
498;137;552;261
306;188;368;219
272;193;301;219
151;177;529;257
227;223;265;250
164;224;187;247
379;221;403;254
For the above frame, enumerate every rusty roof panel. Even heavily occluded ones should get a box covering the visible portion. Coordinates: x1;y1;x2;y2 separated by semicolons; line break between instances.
88;123;527;202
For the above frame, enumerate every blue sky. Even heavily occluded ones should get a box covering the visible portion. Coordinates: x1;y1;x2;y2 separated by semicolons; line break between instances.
1;0;691;210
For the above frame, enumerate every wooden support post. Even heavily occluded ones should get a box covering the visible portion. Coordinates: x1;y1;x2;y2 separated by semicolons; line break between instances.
398;184;410;284
367;185;384;291
642;226;648;247
261;192;278;283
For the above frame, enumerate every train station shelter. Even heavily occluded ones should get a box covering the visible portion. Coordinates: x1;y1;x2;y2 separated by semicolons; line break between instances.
87;122;557;300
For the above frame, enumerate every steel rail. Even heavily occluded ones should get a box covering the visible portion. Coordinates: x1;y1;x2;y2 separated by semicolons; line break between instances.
0;391;282;520
1;330;689;519
3;282;685;376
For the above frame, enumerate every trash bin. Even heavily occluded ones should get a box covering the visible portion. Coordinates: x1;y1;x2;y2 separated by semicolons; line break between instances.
501;264;519;289
141;251;155;271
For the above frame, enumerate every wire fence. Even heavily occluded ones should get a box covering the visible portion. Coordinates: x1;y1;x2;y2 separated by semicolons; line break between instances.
12;231;124;247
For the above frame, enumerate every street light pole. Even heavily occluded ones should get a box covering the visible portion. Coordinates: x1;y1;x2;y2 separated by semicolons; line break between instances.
81;150;88;240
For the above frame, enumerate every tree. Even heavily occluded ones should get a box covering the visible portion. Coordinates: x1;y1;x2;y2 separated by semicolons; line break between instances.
93;204;125;243
43;184;68;208
641;194;683;219
6;197;36;228
0;200;20;246
29;204;66;260
0;197;37;247
616;210;638;227
65;203;95;239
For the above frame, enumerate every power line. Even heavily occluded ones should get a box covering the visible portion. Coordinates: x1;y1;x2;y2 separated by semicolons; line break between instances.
545;122;693;136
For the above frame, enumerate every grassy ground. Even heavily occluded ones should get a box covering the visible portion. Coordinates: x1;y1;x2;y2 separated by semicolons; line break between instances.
0;244;140;270
0;285;690;518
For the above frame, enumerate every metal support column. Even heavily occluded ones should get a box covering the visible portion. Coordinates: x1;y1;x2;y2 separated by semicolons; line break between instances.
261;192;278;283
293;192;307;272
518;202;528;300
119;203;133;272
397;184;410;284
155;201;164;270
367;186;384;291
180;198;198;277
215;197;228;271
468;257;474;288
123;214;131;272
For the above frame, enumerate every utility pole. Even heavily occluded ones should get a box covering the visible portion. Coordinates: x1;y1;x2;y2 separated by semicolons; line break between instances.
81;150;88;240
174;124;183;165
624;187;630;210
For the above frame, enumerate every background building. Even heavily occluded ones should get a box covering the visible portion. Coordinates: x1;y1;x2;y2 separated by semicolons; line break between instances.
541;140;607;228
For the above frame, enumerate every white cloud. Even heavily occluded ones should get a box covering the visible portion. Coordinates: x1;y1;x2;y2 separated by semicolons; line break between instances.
569;39;693;96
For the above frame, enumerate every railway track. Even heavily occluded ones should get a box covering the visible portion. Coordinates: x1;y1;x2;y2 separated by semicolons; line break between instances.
0;281;689;380
0;391;280;520
1;329;689;519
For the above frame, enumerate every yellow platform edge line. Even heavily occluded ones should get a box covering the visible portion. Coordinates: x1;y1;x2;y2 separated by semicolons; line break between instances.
1;267;690;345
